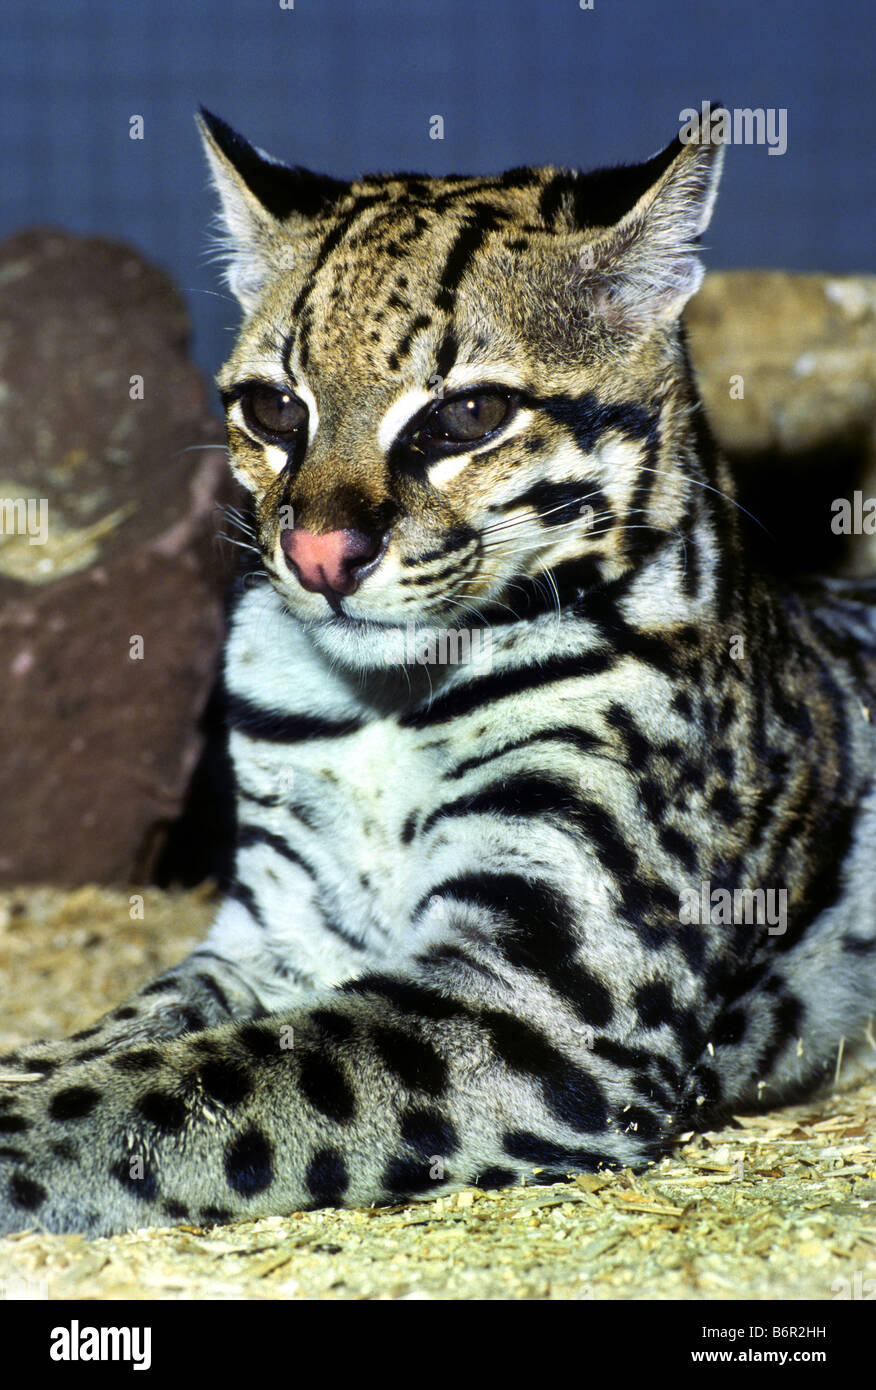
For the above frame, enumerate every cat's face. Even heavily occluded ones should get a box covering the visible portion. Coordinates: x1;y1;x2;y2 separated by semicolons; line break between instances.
204;110;724;669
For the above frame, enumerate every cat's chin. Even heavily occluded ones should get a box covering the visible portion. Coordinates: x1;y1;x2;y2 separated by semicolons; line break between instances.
307;614;494;675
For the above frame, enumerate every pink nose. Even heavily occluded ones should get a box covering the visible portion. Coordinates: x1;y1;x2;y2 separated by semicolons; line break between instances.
280;526;384;601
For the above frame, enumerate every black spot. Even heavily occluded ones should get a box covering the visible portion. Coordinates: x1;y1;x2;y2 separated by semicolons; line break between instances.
474;1167;516;1191
688;1064;723;1110
224;1127;274;1197
110;1158;158;1202
50;1138;79;1161
73;1046;107;1064
239;1023;282;1058
199;1205;233;1224
400;812;417;844
0;1115;30;1134
713;747;735;779
659;826;698;874
310;1010;355;1043
0;1146;27;1160
502;1131;609;1170
8;1172;47;1211
713;1009;747;1046
298;1050;357;1123
634;979;675;1029
111;1048;163;1073
400;1107;459;1157
26;1058;57;1075
138;1090;187;1131
640;778;668;819
199;1061;253;1108
710;786;742;825
305;1147;350;1204
372;1027;448;1097
620;1105;662;1139
49;1086;101;1121
113;1007;139;1021
677;924;707;974
383;1157;439;1195
717;696;737;732
70;1027;100;1042
162;1200;190;1220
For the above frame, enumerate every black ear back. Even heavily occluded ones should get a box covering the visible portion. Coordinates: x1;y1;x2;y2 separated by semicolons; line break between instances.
541;99;727;234
197;107;349;220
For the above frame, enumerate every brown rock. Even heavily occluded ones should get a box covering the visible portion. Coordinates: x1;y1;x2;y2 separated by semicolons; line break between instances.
0;229;240;885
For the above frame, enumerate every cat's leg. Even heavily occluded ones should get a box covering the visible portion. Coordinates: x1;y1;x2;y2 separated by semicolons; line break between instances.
0;863;694;1235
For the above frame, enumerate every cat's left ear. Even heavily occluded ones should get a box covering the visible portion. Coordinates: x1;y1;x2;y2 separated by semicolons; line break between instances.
582;106;727;331
196;108;349;309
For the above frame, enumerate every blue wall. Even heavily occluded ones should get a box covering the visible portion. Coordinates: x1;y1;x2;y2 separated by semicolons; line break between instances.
2;0;872;387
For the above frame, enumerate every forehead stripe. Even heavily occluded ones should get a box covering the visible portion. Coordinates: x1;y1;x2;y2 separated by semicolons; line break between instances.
387;313;433;373
435;202;507;313
283;191;389;377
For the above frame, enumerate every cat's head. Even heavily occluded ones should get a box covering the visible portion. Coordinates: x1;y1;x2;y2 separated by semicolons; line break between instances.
199;107;725;669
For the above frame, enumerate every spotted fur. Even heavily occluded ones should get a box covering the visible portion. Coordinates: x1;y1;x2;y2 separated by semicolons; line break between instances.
1;108;874;1235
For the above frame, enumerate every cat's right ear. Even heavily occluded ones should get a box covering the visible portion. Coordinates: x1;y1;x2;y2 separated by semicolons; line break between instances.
196;108;348;309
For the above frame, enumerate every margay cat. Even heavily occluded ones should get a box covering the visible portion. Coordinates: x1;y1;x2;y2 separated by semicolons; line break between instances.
1;108;874;1236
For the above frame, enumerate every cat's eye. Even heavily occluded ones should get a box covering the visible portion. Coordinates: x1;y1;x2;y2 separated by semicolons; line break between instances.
238;383;308;445
411;388;517;451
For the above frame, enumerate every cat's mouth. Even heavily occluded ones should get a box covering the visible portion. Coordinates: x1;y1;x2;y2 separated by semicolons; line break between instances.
325;609;392;629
